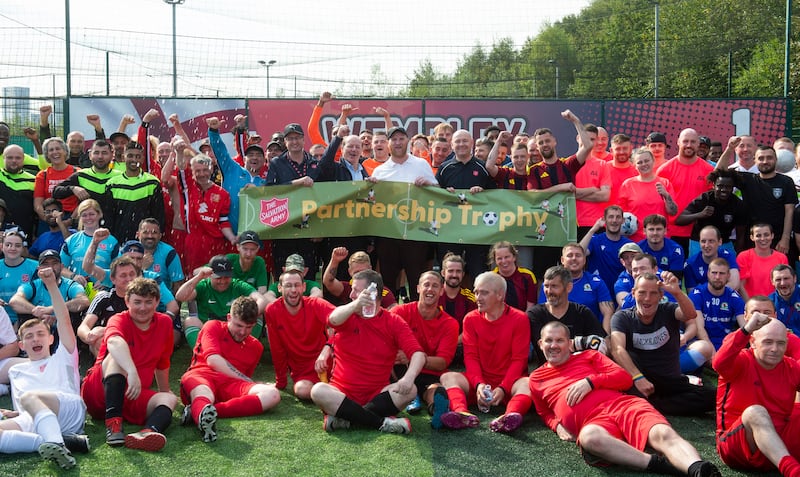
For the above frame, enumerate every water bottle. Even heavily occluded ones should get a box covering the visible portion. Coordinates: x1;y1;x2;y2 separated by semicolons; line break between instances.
362;282;378;317
478;385;492;413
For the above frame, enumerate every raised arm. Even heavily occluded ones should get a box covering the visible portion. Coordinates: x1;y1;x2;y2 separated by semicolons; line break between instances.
40;266;76;354
81;228;112;282
322;247;348;298
486;131;512;178
562;110;592;164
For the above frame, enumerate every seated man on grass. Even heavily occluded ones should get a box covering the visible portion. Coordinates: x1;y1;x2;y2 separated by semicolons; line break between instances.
310;269;424;434
531;321;721;477
81;278;177;452
180;296;280;443
0;266;89;470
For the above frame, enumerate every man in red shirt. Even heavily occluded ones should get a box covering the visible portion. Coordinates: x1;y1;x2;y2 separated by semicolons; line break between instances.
81;278;177;452
439;272;532;433
265;269;334;400
310;269;424;434
180;296;280;443
530;321;721;477
391;271;459;426
713;297;800;476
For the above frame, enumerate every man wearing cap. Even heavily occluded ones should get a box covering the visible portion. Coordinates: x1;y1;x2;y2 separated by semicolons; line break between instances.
180;295;280;443
657;128;714;253
613;243;644;307
370;126;438;301
0;144;37;239
206;117;268;234
104;141;165;243
227;231;269;295
175;255;266;348
52;139;121;211
697;136;711;161
265;253;323;304
645;132;669;170
265;122;321;281
107;131;130;170
10;249;88;332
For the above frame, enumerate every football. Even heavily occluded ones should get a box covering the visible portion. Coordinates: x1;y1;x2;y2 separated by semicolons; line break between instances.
482;211;498;226
621;212;638;236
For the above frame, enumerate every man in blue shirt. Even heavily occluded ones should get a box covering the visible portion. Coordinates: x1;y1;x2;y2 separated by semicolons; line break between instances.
689;258;745;350
683;225;739;292
637;214;685;280
769;264;800;335
580;205;634;296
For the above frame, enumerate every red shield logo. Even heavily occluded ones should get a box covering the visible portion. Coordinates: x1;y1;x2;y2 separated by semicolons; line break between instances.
260;198;290;228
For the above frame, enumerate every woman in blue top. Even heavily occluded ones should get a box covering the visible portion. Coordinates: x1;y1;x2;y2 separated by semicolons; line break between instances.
0;231;38;325
60;199;118;286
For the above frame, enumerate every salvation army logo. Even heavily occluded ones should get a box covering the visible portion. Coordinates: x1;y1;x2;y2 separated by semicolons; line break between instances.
260;198;290;228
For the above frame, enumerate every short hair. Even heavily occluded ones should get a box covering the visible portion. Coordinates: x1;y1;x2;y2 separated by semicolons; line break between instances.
353;269;383;293
745;295;775;314
632;147;654;163
125;141;143;151
441;252;466;269
699;225;722;240
359;129;374;138
431;137;449;146
642;214;667;228
348;251;371;267
634;272;660;288
707;168;734;183
750;223;773;234
583;123;599;135
488;241;517;266
632;253;657;269
475;138;494;149
418;270;444;285
372;131;388;140
92;139;112;151
611;133;631;144
756;145;776;156
772;263;796;278
475;271;507;294
43;137;68;160
190;153;213;167
230;296;259;325
18;318;49;340
511;143;528;153
138;217;161;232
433;123;454;136
604;204;623;217
541;320;570;339
111;255;141;278
543;265;571;285
710;141;722;147
533;128;553;138
42;197;63;212
410;134;429;146
708;257;730;270
125;277;160;301
279;268;305;285
561;242;585;256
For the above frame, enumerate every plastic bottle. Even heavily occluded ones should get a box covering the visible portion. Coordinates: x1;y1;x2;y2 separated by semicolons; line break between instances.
478;385;492;413
362;282;378;317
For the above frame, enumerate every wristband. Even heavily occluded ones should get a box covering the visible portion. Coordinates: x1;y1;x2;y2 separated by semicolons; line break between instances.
632;373;645;382
585;377;594;389
741;327;751;336
142;121;151;128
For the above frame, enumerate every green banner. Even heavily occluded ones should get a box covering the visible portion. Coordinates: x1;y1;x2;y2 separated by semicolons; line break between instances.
239;182;576;246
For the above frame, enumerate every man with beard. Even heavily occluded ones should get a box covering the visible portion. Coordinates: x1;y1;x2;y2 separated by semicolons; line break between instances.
104;142;165;243
682;226;740;293
769;264;800;336
645;132;669;170
0;144;36;239
657;128;714;253
529;266;606;365
428;137;451;173
136;218;184;293
180;296;280;443
716;139;797;253
438;253;477;330
530;321;722;477
264;269;334;400
608;134;637;207
391;271;459;423
206;116;267;234
0;121;45;175
52;139;120;210
675;169;746;256
580;205;634;296
689;258;745;350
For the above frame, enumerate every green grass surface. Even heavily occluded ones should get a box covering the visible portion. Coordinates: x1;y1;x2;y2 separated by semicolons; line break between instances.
0;345;780;477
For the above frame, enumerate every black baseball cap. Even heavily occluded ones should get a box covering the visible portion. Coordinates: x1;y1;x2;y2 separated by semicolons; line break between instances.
283;123;304;137
244;144;265;156
387;126;408;139
237;230;261;247
121;240;145;255
698;136;711;146
109;132;130;142
645;132;668;145
209;255;233;277
38;249;61;264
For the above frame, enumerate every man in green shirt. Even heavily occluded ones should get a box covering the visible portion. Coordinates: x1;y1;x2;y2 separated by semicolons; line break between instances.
176;255;266;347
226;230;269;295
265;253;323;304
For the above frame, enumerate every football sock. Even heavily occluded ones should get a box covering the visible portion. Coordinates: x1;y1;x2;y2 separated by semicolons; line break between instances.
103;373;126;419
646;454;682;475
0;430;43;453
779;456;800;477
184;326;200;349
215;395;263;418
191;396;213;423
144;405;173;433
335;397;383;429
250;319;264;340
506;394;532;415
33;410;64;444
364;392;398;417
445;387;468;413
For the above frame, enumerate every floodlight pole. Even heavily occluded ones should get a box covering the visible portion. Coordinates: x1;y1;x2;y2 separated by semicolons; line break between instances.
163;0;185;97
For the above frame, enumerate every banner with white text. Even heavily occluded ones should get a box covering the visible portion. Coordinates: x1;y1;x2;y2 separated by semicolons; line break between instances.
239;182;576;246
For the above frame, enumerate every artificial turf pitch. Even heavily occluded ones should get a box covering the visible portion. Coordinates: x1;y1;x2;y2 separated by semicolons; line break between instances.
0;345;778;477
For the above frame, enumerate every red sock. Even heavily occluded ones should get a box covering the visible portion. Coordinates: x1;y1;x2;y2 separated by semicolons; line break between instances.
191;396;212;423
506;394;532;415
446;387;468;413
215;395;264;419
779;455;800;477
